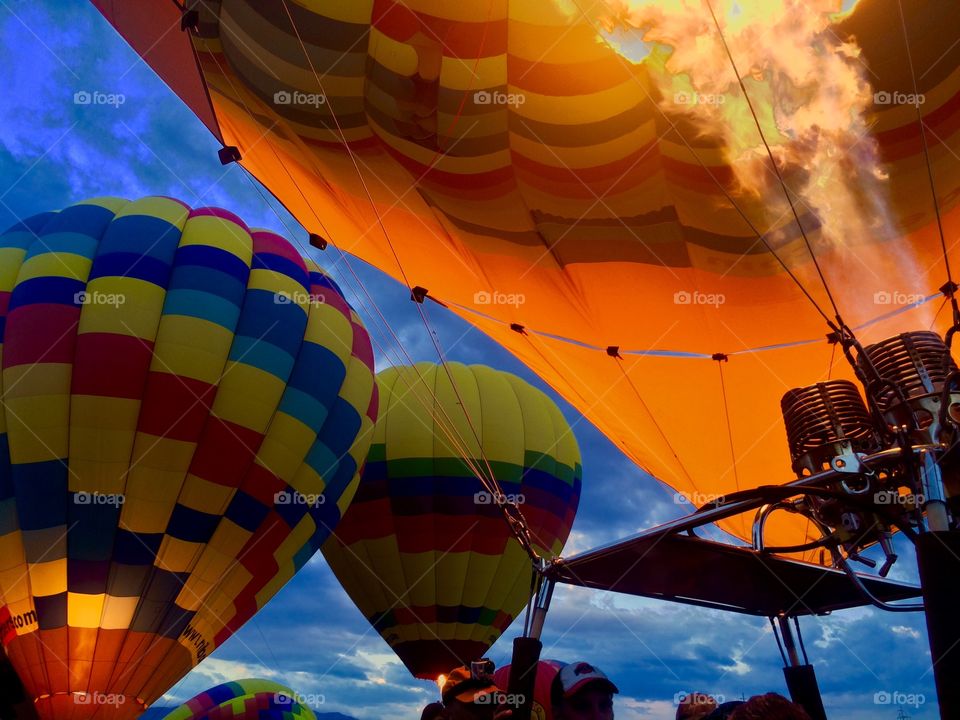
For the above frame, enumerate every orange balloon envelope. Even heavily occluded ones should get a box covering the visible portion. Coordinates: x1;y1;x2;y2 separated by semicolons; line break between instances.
90;0;960;556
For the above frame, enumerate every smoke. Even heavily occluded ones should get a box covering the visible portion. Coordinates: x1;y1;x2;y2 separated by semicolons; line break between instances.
578;0;926;322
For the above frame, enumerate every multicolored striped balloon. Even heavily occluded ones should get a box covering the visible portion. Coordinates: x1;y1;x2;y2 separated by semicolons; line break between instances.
159;678;318;719
0;197;377;718
322;362;581;679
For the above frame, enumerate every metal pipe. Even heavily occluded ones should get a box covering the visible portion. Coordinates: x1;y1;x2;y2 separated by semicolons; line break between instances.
777;615;802;667
917;530;960;719
918;449;951;531
753;502;797;551
565;444;940;565
528;578;555;641
776;616;828;720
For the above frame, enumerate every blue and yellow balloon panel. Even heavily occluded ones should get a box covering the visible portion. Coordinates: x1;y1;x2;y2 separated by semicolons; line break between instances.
0;197;377;718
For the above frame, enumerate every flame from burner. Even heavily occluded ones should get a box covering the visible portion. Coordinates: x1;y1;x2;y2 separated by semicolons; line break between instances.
570;0;929;324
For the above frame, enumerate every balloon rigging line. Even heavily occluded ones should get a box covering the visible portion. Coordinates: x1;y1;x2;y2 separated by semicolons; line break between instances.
568;0;836;328
894;0;952;288
704;0;844;328
278;0;541;556
240;160;504;503
211;35;501;497
715;356;740;492
613;359;698;488
190;41;503;544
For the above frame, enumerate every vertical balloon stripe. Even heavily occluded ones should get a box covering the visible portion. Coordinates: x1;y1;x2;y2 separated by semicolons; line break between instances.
65;197;190;699
1;198;125;708
322;362;580;678
464;364;522;647
117;218;300;699
138;266;377;702
0;210;65;701
133;262;374;702
0;197;376;719
102;207;256;703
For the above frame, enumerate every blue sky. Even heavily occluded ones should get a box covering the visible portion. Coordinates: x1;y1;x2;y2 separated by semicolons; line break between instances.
0;2;938;718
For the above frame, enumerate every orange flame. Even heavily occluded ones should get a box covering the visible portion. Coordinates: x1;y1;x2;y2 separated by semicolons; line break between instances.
570;0;933;324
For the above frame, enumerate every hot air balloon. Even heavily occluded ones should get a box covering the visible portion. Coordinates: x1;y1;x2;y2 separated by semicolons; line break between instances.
158;678;318;719
89;0;960;557
493;659;565;720
322;363;581;679
0;196;377;718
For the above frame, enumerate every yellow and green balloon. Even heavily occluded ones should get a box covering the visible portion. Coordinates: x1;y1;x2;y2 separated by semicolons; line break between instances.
323;362;581;679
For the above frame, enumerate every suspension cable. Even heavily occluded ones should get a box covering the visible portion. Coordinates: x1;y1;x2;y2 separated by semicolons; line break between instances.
704;0;844;327
237;170;503;491
894;0;951;285
204;23;505;498
714;353;740;492
277;0;542;558
566;0;836;328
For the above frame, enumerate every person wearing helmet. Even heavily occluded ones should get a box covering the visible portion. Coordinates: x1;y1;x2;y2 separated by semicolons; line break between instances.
439;662;512;720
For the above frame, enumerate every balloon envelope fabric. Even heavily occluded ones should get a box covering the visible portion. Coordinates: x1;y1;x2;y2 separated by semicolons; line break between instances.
159;678;318;719
323;362;581;679
0;197;377;717
93;0;960;558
